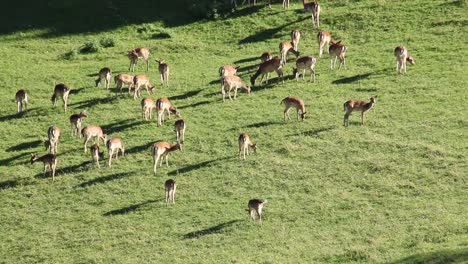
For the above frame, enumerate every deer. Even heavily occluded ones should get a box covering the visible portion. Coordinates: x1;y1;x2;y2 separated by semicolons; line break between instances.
133;74;155;100
281;96;307;122
51;83;71;112
260;52;272;63
303;0;320;28
31;153;57;181
221;76;251;102
219;65;240;77
175;119;186;146
81;125;106;153
156;98;181;127
394;46;415;74
95;67;111;90
247;199;268;224
317;31;332;58
151;142;181;175
106;137;124;167
250;57;284;86
164;179;177;206
343;96;377;127
69;111;87;138
293;56;317;82
114;74;135;94
155;60;170;86
329;41;347;70
238;133;257;160
279;41;300;65
141;97;157;121
291;30;301;51
128;47;150;72
44;125;61;154
90;143;103;168
15;89;28;113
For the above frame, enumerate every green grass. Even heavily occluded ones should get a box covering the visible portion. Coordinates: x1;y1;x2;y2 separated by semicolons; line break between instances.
1;0;467;263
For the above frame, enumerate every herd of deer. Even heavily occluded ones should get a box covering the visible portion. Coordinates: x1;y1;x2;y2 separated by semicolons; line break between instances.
15;0;417;223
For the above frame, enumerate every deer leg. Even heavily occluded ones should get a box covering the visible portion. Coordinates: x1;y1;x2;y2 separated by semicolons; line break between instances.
361;112;365;125
165;190;170;206
84;137;90;152
160;74;164;85
257;209;262;224
344;113;349;127
153;155;159;175
108;149;113;167
165;154;169;167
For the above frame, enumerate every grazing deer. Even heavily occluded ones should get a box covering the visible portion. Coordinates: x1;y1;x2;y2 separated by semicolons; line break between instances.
156;98;181;127
81;125;106;153
155;60;170;86
69;111;87;138
128;47;150;72
291;30;301;51
51;83;71;112
251;57;283;86
151;142;181;175
175;119;186;146
293;56;317;82
114;74;135;94
219;65;240;77
394;46;415;74
106;137;124;167
221;76;251;102
31;153;57;181
90;143;103;168
279;41;300;65
238;133;257;160
260;52;272;62
329;41;347;70
133;74;155;100
317;31;332;58
281;96;307;122
44;125;61;154
164;179;177;206
303;0;320;27
343;96;377;127
15;89;28;113
247;199;268;224
95;67;111;90
141;97;157;121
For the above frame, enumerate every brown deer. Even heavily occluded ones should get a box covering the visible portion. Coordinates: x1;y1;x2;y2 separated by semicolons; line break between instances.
156;98;181;127
31;153;57;181
141;97;157;121
394;46;415;74
151;142;181;175
221;76;251;102
281;96;307;122
81;125;106;152
343;96;377;127
133;74;155;100
69;111;87;138
291;30;301;51
293;56;317;82
260;52;272;63
303;0;320;27
106;137;124;167
44;125;61;154
155;60;170;86
95;67;111;90
238;133;257;160
219;65;240;77
175;119;186;146
51;83;71;112
114;74;135;94
251;57;283;86
128;47;150;72
164;179;177;206
329;41;347;70
279;41;300;65
247;199;268;224
90;143;103;168
15;89;28;113
317;31;331;58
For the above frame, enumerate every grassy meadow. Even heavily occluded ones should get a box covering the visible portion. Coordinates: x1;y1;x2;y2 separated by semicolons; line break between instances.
0;0;467;263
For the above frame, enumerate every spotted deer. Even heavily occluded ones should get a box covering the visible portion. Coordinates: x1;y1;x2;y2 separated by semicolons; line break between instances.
250;57;283;86
133;74;155;100
69;111;87;138
394;46;415;74
291;30;301;51
114;74;134;94
175;119;186;146
279;41;300;65
293;56;317;82
303;0;320;27
329;41;347;70
141;97;157;121
128;47;150;72
15;89;28;113
219;65;240;77
317;31;332;58
90;143;103;168
151;142;181;175
164;179;177;206
247;199;268;224
343;96;377;127
155;60;170;86
260;52;272;63
44;125;61;154
31;153;57;181
51;83;71;112
238;133;257;160
221;76;251;102
95;67;111;90
106;137;124;167
81;125;106;152
281;96;307;122
156;98;181;127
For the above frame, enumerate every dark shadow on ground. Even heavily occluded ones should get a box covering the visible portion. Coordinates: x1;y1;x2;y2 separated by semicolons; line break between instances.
0;152;31;166
69;87;87;95
387;248;468;264
238;16;309;44
169;89;202;101
168;157;231;175
183;220;241;239
101;119;146;134
178;101;212;109
103;199;159;216
78;172;132;188
332;73;372;85
125;142;153;155
6;140;43;152
68;96;121;110
34;160;92;179
0;180;18;191
233;56;260;64
288;126;336;137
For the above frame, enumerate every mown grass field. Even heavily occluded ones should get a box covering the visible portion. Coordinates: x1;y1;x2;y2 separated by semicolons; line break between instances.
0;0;467;263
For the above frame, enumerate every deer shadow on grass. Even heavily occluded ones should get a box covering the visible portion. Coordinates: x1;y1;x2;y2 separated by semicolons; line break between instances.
168;157;231;176
238;16;309;44
34;160;92;179
69;87;86;95
0;107;45;122
178;100;212;110
0;152;33;166
169;89;202;101
332;73;372;85
68;96;121;110
231;121;282;131
0;180;18;191
388;248;468;264
101;119;146;134
234;56;260;64
78;172;133;188
103;199;159;216
125;142;153;155
6;140;43;152
287;126;336;137
183;220;241;239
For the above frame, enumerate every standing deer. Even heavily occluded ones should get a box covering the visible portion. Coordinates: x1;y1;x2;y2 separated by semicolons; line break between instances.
31;153;57;181
133;74;155;100
343;96;377;127
317;31;332;58
15;89;28;113
90;143;103;168
281;96;307;122
260;52;272;63
293;56;317;82
51;83;71;112
69;111;87;138
221;76;251;102
81;125;106;152
44;125;61;154
141;97;157;121
303;0;320;27
164;179;177;206
251;57;284;86
156;98;181;127
95;67;112;90
329;41;347;70
175;119;186;146
128;47;150;72
219;65;240;77
114;74;134;94
279;41;300;65
151;142;181;175
291;30;301;51
238;133;257;160
247;199;268;224
156;60;170;86
394;46;415;74
106;137;124;167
